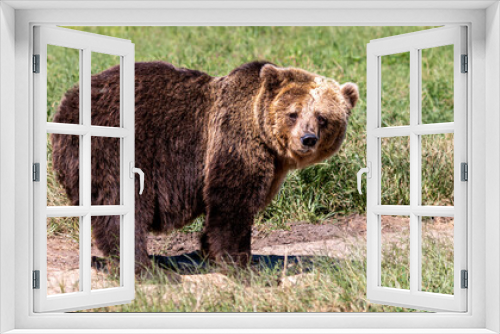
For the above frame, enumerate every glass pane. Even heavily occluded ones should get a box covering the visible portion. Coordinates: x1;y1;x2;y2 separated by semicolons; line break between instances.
47;216;80;295
381;136;410;205
91;216;121;290
421;45;454;124
47;134;80;206
380;215;410;290
421;133;454;206
47;45;80;124
91;52;121;127
381;52;410;127
91;137;121;206
421;216;454;294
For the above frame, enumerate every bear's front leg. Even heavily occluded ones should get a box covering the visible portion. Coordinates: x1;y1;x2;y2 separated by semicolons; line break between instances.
201;206;254;266
202;142;274;266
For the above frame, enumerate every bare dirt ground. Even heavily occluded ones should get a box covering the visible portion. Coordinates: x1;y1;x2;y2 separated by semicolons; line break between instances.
46;214;453;295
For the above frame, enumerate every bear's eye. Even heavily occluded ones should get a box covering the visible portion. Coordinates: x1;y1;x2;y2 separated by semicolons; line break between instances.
288;113;298;121
318;115;327;127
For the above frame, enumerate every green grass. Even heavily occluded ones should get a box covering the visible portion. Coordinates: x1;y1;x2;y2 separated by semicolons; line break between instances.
84;259;409;313
79;226;452;313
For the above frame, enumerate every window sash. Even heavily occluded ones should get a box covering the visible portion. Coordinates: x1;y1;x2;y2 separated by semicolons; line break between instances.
366;26;468;312
32;26;136;313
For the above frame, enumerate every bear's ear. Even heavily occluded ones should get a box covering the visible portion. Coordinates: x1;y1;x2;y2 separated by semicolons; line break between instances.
341;82;359;110
260;64;286;91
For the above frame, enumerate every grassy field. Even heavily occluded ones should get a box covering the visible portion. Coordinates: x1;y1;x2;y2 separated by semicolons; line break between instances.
47;26;454;232
45;26;456;312
82;217;453;313
84;246;410;313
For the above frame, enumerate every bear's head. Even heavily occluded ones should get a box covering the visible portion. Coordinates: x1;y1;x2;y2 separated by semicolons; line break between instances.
258;64;358;168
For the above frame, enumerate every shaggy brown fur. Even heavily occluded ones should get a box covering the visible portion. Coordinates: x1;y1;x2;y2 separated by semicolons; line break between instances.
51;61;358;272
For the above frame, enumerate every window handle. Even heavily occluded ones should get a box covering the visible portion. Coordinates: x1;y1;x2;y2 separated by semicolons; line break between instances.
357;162;371;194
129;162;144;195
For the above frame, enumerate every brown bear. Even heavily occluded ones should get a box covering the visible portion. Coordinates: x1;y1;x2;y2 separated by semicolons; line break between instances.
51;60;358;273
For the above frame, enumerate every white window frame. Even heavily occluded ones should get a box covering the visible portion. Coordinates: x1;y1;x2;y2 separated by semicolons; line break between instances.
33;26;136;313
0;1;499;333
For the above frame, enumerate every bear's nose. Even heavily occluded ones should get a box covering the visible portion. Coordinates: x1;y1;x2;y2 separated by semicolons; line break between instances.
301;134;318;147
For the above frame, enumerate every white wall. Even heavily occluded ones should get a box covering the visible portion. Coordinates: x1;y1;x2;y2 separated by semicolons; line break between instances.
0;2;16;333
486;2;500;333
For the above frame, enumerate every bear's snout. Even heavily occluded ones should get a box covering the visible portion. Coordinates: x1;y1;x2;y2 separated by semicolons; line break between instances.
301;134;318;147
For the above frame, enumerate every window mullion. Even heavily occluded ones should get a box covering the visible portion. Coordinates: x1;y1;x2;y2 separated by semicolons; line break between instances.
78;48;84;293
81;47;92;294
409;47;421;294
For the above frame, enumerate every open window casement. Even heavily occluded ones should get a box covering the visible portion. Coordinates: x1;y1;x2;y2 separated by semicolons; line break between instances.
33;26;137;312
362;26;467;312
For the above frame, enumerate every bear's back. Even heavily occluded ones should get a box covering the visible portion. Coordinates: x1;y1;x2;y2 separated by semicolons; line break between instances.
133;62;213;125
136;61;210;81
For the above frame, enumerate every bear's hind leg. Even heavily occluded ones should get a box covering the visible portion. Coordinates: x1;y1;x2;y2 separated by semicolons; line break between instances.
91;215;121;275
91;214;152;277
134;194;155;277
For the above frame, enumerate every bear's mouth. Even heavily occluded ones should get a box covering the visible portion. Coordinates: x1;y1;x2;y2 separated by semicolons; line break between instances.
293;148;315;156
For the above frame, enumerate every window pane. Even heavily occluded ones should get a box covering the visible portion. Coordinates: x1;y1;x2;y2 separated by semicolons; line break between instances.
47;45;80;124
91;52;121;127
91;216;121;290
381;52;410;127
91;137;121;206
421;45;454;124
421;133;454;206
421;216;454;294
381;136;410;205
47;216;80;295
47;134;80;206
380;215;410;290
